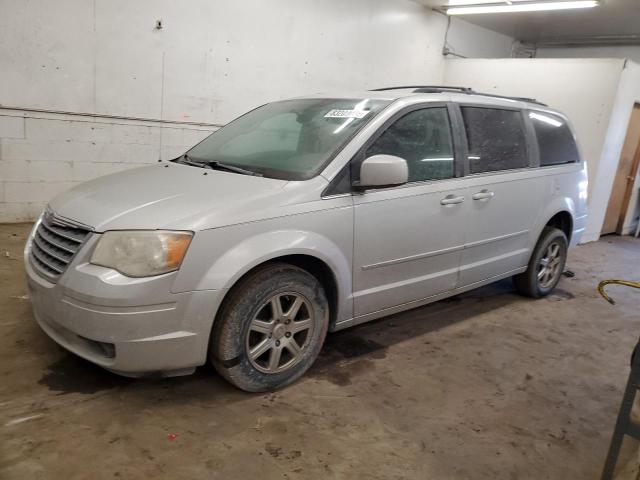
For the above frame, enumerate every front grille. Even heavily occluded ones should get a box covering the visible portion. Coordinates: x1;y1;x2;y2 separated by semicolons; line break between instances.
29;210;91;282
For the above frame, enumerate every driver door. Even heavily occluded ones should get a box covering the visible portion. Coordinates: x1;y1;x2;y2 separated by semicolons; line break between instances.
352;105;467;318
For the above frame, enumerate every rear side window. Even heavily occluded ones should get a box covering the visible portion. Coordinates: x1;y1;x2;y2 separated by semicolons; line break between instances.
365;107;454;182
461;107;528;174
529;111;580;166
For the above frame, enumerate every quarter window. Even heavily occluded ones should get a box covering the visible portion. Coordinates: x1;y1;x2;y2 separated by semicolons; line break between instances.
461;107;528;174
365;107;454;182
529;111;580;166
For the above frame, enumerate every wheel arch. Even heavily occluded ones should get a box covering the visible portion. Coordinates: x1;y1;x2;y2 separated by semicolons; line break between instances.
545;211;573;244
215;253;341;331
533;195;576;248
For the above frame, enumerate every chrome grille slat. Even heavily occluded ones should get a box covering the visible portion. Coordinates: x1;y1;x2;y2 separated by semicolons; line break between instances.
35;228;76;254
28;210;91;282
31;243;65;273
33;234;72;263
31;254;63;276
40;220;85;244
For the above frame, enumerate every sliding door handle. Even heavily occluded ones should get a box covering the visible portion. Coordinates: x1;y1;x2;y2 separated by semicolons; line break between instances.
472;190;495;201
440;195;465;205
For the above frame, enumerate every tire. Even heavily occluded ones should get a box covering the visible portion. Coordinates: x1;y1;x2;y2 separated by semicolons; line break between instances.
210;263;329;392
513;226;568;298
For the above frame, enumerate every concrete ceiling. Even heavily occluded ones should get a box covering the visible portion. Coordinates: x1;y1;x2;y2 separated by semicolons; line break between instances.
421;0;640;44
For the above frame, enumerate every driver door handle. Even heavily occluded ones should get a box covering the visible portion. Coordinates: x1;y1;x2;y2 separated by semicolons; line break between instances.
440;195;465;206
472;190;495;201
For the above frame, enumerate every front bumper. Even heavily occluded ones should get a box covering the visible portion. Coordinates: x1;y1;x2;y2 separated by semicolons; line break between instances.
25;233;224;377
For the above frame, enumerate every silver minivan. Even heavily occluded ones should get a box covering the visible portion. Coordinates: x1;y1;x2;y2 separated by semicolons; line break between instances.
25;86;588;391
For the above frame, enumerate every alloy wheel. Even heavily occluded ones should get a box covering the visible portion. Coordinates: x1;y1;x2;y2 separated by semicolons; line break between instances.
246;293;314;374
537;241;563;289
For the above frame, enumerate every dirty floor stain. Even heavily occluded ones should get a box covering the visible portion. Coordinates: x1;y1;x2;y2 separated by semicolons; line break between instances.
1;223;640;479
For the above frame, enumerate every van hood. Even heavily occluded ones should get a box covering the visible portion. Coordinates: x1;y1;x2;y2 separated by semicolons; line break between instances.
49;163;291;231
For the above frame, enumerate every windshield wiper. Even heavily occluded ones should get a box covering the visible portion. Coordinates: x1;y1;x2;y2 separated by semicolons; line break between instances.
207;161;263;177
177;154;212;169
178;154;262;177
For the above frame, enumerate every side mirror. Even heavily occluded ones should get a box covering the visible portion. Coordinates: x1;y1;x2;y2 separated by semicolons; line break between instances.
356;154;408;189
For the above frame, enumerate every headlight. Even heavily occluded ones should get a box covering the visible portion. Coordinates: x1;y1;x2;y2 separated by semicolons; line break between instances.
90;230;193;277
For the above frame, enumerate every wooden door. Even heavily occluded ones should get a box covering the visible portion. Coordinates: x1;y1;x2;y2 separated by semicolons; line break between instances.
603;104;640;235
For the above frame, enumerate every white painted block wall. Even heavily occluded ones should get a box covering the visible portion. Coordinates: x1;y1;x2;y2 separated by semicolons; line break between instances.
0;0;513;222
0;110;212;221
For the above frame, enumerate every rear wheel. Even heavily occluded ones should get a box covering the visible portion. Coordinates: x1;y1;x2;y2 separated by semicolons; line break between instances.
513;226;568;298
210;263;329;392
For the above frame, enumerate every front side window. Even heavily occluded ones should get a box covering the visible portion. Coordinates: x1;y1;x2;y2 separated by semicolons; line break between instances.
185;98;389;180
461;107;528;174
529;111;580;166
365;107;454;182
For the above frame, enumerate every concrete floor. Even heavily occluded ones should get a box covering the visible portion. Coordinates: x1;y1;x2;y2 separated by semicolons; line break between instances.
1;223;640;479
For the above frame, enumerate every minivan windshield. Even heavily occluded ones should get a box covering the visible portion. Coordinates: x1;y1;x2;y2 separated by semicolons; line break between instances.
183;98;390;180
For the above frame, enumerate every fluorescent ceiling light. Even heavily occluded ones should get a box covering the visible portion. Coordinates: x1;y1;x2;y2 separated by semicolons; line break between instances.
447;1;599;15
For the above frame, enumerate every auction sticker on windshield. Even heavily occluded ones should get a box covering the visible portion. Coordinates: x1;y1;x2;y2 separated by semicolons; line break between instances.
324;109;369;119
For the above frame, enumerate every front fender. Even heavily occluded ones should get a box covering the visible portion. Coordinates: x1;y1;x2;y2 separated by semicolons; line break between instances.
172;225;353;322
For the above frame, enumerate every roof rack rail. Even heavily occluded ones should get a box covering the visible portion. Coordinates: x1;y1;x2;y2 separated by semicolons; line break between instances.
371;85;472;93
466;92;548;107
370;85;547;107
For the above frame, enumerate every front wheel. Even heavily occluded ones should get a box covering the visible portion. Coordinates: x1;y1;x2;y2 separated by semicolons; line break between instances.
513;226;568;298
210;263;329;392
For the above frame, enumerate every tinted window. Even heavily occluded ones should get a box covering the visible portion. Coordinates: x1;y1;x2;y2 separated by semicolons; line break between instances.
529;111;580;166
461;107;528;174
365;108;454;182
